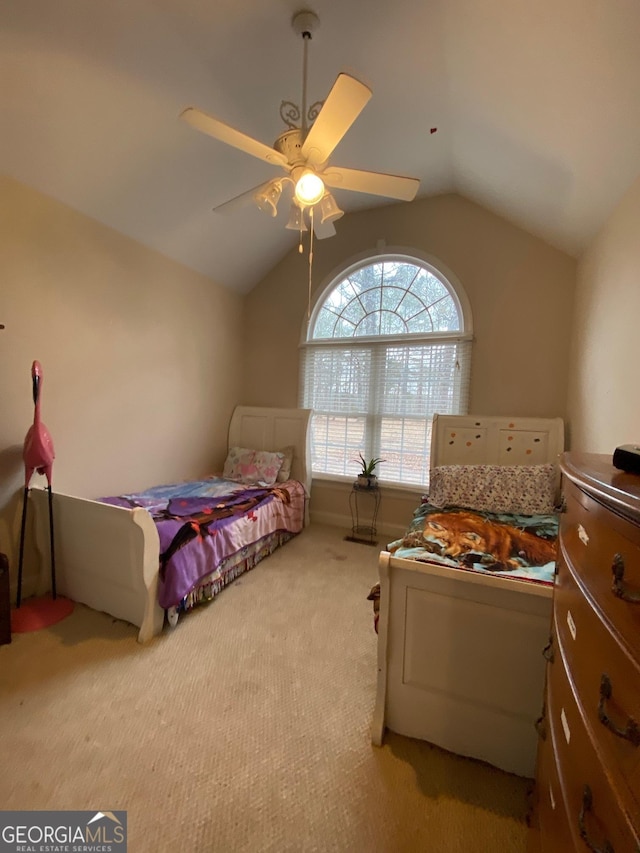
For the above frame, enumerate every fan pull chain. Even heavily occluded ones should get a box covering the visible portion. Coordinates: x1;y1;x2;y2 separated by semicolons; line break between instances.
307;208;314;321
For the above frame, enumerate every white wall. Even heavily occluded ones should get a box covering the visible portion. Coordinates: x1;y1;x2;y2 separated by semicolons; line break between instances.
0;176;244;593
566;174;640;452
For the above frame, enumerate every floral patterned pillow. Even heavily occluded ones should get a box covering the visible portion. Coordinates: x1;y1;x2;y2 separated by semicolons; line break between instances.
222;447;285;486
251;450;285;486
223;447;256;481
428;463;558;515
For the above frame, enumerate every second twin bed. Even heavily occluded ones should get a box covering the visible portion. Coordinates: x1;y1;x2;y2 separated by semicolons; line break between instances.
372;414;564;777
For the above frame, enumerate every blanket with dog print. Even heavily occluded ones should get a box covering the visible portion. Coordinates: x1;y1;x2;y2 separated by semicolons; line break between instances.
387;501;558;585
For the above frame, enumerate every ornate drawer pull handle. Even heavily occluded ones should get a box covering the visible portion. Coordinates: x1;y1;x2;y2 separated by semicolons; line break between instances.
598;674;640;746
611;553;640;604
542;635;555;663
579;785;615;853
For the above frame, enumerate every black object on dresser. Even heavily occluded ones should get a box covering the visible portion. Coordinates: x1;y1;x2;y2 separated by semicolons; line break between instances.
528;452;640;852
614;444;640;476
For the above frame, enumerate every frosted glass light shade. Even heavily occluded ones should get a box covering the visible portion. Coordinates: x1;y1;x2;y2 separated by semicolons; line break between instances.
294;171;325;206
319;192;344;224
255;180;282;216
285;202;308;231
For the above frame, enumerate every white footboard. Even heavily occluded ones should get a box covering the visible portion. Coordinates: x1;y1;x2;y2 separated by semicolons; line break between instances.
373;551;553;777
31;488;164;643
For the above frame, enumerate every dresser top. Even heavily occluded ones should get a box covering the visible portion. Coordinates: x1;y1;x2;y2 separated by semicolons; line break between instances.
561;451;640;524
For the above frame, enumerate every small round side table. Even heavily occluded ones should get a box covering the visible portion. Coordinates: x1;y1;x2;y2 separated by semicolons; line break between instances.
347;482;381;545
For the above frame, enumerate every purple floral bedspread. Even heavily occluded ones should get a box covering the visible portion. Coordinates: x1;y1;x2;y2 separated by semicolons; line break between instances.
99;477;305;608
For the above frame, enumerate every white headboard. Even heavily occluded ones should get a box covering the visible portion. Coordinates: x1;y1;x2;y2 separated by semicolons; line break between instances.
431;414;565;469
228;406;312;496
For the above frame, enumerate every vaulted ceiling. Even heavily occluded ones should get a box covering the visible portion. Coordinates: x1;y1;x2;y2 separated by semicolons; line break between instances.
3;0;640;294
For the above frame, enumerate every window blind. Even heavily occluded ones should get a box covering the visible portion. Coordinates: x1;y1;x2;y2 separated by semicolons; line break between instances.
300;337;472;487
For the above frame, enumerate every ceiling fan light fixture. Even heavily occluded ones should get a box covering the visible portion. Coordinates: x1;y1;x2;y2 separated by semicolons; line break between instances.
319;192;344;224
255;180;283;216
285;202;308;231
294;170;325;206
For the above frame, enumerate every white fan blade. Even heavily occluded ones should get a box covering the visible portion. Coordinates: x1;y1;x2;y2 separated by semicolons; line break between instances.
301;74;372;166
312;217;336;240
180;107;289;168
212;182;272;215
323;166;419;201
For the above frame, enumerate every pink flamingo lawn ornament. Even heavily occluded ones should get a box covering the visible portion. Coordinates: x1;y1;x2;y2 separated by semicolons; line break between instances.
16;360;57;607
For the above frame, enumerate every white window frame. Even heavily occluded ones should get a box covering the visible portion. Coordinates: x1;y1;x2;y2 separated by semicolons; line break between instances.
299;249;473;489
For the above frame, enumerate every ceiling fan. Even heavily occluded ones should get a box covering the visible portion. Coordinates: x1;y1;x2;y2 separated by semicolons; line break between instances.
179;10;420;239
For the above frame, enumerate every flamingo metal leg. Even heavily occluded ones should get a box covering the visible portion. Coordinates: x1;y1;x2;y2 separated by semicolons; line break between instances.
47;485;56;600
16;486;29;608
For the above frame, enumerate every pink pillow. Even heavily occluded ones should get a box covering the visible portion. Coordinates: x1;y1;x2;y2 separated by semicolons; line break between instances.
252;450;285;486
223;447;256;481
223;447;284;486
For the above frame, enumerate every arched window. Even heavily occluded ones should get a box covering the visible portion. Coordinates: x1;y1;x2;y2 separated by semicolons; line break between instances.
300;253;473;487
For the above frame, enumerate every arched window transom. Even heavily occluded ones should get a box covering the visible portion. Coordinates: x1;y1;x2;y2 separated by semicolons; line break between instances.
301;255;472;488
312;261;461;340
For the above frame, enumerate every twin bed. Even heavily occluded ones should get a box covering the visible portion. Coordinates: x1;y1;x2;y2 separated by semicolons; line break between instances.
372;414;564;778
31;406;311;643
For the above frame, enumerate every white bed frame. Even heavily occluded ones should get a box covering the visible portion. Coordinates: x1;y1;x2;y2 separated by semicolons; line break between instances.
372;414;564;777
31;406;311;643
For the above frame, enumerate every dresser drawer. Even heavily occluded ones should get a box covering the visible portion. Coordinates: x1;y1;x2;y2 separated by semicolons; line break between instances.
555;549;640;804
561;478;640;654
534;722;577;853
547;639;640;850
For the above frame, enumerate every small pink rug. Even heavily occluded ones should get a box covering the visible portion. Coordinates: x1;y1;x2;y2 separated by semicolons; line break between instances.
11;596;74;633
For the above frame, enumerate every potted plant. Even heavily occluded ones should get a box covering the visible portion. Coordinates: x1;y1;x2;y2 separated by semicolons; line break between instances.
355;452;384;489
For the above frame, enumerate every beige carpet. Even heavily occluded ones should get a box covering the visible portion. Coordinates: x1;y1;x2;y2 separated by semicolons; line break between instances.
0;525;531;852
